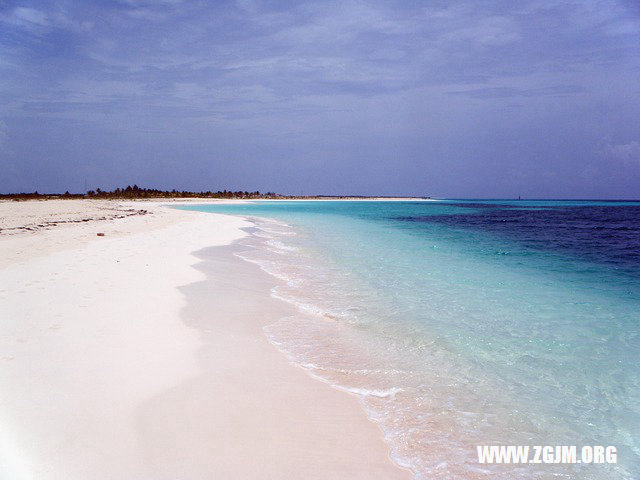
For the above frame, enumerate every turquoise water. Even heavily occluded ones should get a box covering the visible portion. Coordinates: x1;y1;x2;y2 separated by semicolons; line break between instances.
180;200;640;479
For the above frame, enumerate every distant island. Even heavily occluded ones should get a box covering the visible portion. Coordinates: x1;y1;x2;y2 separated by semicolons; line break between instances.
2;185;279;200
1;185;429;200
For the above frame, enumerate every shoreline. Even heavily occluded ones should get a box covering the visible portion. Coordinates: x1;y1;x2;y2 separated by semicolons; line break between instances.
143;241;411;479
0;200;410;479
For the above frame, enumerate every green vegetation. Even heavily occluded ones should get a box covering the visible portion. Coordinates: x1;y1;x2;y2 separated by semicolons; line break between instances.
1;185;281;200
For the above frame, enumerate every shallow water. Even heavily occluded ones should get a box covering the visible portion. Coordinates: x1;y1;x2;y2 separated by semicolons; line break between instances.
180;200;640;479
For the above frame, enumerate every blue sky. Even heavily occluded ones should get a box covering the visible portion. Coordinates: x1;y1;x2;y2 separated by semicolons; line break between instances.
1;0;639;197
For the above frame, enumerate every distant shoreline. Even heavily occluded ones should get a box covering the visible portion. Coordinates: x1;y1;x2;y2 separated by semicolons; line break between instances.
1;194;432;201
0;185;431;201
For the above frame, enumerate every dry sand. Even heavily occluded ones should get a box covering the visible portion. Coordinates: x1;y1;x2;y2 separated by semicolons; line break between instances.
0;199;410;479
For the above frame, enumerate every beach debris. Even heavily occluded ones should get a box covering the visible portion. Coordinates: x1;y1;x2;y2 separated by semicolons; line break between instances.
97;233;105;236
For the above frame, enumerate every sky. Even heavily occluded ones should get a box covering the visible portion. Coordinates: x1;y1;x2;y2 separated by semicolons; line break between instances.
0;0;639;198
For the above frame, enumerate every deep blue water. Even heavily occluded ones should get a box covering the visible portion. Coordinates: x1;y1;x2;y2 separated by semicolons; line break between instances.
396;200;640;278
180;199;640;480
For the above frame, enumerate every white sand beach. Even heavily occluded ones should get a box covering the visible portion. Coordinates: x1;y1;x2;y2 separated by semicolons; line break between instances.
0;200;410;479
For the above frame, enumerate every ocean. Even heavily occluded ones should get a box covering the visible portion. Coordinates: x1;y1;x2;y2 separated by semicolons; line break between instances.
179;199;640;479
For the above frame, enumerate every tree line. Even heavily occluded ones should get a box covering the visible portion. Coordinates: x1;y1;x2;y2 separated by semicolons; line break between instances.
2;185;281;200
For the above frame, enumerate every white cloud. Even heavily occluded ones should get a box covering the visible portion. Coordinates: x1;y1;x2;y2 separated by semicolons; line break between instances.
440;16;521;47
119;0;185;5
1;6;92;34
3;7;49;30
606;141;640;163
14;7;49;26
